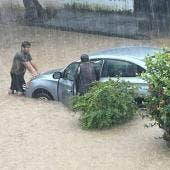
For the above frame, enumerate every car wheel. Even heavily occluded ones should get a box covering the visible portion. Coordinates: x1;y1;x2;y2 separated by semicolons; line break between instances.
34;92;53;101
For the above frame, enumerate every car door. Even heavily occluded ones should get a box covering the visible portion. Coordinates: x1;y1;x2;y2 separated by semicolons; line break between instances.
100;59;148;95
58;62;80;105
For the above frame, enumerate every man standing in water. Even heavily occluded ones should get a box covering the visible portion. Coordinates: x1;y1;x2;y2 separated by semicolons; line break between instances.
77;54;98;95
8;41;38;95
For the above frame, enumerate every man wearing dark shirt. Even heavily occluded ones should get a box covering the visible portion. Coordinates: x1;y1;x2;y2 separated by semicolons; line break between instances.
77;54;98;95
9;41;38;95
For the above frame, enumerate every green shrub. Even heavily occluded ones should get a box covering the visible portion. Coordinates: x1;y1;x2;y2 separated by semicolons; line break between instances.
72;79;138;129
142;50;170;143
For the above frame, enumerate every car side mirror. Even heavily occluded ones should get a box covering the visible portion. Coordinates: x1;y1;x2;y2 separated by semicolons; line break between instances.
53;71;62;79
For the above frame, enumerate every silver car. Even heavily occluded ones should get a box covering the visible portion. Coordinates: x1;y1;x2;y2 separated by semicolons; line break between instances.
25;46;162;104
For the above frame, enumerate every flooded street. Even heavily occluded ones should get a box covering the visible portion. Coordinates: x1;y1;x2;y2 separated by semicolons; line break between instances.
0;24;170;170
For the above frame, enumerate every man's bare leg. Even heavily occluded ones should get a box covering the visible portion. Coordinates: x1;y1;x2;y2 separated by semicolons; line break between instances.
16;91;24;96
8;89;14;95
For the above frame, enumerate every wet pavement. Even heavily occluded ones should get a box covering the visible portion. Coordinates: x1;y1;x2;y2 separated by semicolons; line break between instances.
0;24;170;170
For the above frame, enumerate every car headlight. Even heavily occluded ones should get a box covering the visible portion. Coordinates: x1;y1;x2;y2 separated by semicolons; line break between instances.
26;80;33;88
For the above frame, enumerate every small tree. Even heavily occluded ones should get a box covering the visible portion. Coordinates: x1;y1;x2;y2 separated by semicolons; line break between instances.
72;80;138;129
142;50;170;146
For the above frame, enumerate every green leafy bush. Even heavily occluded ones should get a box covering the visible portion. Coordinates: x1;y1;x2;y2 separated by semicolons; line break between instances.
72;80;138;129
142;50;170;144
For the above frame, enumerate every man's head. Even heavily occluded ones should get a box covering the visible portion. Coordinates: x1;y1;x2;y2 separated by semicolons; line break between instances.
80;54;89;62
21;41;31;53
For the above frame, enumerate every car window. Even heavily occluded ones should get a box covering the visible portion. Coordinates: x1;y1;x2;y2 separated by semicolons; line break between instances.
63;62;80;81
101;59;145;77
136;65;145;75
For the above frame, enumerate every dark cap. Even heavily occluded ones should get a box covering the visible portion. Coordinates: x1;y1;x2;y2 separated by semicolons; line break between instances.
80;54;89;62
21;41;31;48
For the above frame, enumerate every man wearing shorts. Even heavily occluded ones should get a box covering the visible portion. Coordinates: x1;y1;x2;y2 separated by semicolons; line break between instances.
8;41;38;95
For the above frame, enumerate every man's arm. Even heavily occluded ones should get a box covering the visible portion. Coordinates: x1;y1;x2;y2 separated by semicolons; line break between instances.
30;61;38;72
25;61;38;77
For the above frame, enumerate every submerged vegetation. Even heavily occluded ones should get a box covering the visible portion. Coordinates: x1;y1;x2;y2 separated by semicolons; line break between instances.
72;80;138;129
142;50;170;146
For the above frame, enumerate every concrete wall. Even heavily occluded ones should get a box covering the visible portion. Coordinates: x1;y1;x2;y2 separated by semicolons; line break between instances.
0;0;24;8
0;0;24;23
0;0;169;38
65;0;134;11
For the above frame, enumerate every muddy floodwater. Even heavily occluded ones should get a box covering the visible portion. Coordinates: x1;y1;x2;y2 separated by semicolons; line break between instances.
0;24;170;170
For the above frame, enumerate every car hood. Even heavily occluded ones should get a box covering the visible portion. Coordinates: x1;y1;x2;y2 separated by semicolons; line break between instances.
31;68;62;81
41;68;62;75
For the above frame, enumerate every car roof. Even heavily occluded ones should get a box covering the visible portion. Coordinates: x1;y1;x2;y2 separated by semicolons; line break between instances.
89;46;162;61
